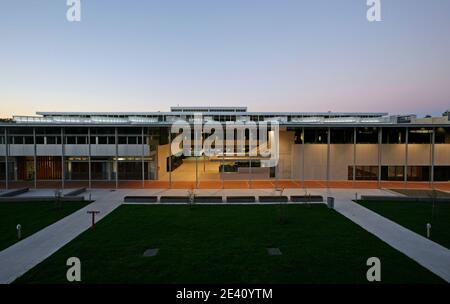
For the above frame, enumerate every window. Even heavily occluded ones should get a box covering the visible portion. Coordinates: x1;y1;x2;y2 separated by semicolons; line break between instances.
98;136;108;144
381;166;404;181
331;128;354;144
304;128;328;144
382;128;406;144
356;128;378;143
47;136;56;144
24;136;34;144
77;136;87;144
408;128;432;144
407;166;430;181
349;166;378;180
66;136;76;144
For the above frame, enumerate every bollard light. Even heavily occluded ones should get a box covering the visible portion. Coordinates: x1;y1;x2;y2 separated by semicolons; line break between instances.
426;223;431;238
87;210;100;228
16;224;22;240
355;192;358;202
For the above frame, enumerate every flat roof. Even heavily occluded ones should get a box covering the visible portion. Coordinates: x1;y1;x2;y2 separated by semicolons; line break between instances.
36;111;388;117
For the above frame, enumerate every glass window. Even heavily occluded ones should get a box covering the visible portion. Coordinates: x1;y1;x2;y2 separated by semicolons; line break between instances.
356;128;378;144
66;136;76;144
331;128;354;144
408;128;432;144
47;136;56;144
24;136;34;144
98;136;108;144
382;128;406;144
77;136;87;144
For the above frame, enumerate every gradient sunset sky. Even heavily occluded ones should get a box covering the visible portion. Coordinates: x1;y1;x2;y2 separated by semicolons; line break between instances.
1;0;449;118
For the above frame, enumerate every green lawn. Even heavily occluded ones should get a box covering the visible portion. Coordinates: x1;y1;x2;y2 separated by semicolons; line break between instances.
358;200;450;249
0;201;90;251
15;204;443;283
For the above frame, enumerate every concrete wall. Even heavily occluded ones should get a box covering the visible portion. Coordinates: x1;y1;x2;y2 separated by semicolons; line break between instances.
290;143;450;181
408;144;431;165
435;144;450;165
277;131;295;179
157;144;170;179
9;144;34;156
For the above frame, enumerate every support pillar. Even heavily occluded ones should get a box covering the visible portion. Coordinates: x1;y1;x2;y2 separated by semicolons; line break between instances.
168;129;172;189
378;128;382;188
327;127;331;188
302;127;305;189
431;128;435;187
404;128;408;187
353;127;356;187
61;128;65;191
115;127;118;189
88;127;92;189
33;127;37;189
4;129;8;190
141;127;145;189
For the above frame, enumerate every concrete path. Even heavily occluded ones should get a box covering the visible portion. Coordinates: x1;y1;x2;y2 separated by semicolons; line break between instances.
0;189;125;284
331;194;450;283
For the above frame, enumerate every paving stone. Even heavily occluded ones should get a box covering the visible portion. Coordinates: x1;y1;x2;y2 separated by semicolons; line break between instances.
143;248;159;257
267;247;282;256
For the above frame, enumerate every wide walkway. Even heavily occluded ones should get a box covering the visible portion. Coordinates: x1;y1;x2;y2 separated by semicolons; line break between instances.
329;190;450;283
0;189;125;284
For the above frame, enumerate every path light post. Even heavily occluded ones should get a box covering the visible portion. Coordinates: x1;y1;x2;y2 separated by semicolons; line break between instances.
426;223;431;238
87;211;100;228
54;189;62;208
16;224;21;240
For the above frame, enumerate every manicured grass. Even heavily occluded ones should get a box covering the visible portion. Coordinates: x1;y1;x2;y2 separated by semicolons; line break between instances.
358;200;450;249
15;204;443;283
0;201;90;251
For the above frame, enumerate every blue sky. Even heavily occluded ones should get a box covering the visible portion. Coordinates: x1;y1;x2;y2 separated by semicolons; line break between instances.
1;0;449;117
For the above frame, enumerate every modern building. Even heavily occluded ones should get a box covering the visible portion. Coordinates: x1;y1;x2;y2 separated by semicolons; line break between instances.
1;106;450;190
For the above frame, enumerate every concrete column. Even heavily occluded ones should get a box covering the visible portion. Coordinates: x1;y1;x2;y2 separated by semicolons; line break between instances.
249;153;252;189
141;127;145;188
195;153;199;189
353;127;356;187
302;127;305;189
4;128;8;190
404;127;408;186
327;127;331;188
33;127;37;189
221;148;225;190
431;128;435;186
168;129;172;189
378;128;382;188
115;127;118;189
61;128;65;191
88;127;92;189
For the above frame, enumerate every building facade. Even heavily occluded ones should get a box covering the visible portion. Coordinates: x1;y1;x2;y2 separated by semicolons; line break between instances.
1;107;450;189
